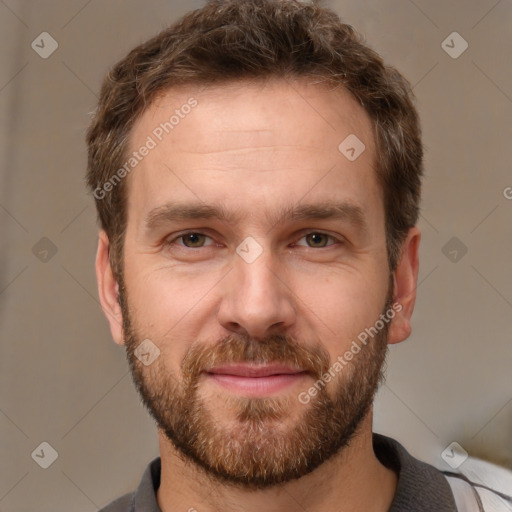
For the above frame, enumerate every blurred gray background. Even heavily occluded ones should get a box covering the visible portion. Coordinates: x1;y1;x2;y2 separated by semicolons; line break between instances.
0;0;511;510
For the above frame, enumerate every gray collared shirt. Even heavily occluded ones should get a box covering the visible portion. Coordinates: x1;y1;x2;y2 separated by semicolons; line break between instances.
99;433;460;511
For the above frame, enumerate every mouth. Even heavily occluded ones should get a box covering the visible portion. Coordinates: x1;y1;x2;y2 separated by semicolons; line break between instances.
204;363;310;396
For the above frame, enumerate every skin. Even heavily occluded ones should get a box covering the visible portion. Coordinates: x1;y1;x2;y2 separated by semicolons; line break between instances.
95;77;420;511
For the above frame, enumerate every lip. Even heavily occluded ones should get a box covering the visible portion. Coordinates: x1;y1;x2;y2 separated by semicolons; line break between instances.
206;363;305;377
204;364;309;396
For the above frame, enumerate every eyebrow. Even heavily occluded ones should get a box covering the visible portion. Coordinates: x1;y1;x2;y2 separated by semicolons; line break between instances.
144;200;369;234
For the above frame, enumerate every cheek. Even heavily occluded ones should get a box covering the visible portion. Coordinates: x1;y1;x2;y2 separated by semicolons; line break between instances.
291;266;388;347
125;257;219;323
123;261;223;372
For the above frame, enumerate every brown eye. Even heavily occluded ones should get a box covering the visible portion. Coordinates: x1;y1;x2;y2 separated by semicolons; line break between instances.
295;232;338;248
305;233;330;247
180;233;208;248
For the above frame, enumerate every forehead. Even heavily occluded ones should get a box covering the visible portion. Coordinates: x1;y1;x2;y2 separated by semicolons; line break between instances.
125;78;381;232
131;78;374;157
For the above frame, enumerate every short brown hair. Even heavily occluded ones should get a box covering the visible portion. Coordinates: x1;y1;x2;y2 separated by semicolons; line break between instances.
86;0;423;278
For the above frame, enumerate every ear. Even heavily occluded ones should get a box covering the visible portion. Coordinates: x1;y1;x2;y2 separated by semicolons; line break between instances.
387;226;421;345
95;230;125;346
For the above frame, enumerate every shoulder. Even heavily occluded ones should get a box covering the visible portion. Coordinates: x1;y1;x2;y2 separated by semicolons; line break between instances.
97;492;134;512
97;456;161;512
374;433;512;511
443;455;512;511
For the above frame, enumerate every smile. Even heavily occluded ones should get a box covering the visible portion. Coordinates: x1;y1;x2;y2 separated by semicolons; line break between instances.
204;364;309;396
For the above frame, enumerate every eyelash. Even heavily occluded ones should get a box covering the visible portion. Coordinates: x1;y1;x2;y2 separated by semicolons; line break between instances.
164;231;342;250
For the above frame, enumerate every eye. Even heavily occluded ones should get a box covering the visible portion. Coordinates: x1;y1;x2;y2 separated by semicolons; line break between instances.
295;232;340;248
166;232;215;248
164;231;341;251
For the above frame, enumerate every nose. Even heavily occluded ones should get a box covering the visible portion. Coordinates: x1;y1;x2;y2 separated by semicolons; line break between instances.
217;245;297;340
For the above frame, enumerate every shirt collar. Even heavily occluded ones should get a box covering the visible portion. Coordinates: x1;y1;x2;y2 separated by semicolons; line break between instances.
130;433;457;511
373;433;457;511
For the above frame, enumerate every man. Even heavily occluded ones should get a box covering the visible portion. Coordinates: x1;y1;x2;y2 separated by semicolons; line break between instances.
86;0;512;510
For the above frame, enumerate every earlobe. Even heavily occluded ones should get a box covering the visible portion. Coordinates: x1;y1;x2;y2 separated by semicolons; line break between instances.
387;226;421;345
95;231;125;345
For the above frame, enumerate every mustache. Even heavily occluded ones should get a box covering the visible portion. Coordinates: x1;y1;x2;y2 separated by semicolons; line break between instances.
181;333;332;384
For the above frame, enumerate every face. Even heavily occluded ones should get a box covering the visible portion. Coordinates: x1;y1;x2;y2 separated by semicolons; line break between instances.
114;78;395;488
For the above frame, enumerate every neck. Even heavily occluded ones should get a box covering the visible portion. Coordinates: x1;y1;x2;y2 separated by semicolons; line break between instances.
156;411;397;512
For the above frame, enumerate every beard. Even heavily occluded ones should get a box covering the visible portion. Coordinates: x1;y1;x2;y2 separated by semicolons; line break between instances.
117;273;392;490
